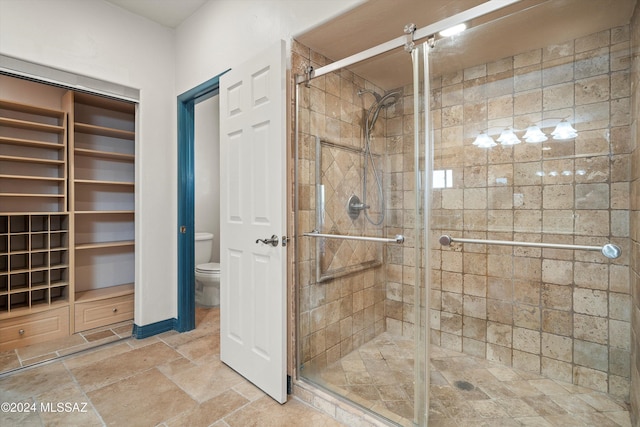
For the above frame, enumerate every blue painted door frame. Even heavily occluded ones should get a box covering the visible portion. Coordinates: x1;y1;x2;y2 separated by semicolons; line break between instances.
176;72;227;332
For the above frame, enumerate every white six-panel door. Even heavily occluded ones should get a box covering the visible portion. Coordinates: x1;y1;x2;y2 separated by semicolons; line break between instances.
219;40;287;403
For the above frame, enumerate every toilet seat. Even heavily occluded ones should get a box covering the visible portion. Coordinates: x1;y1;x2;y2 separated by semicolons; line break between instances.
196;262;220;274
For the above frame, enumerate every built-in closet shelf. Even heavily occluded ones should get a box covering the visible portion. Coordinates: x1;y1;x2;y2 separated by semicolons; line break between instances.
74;148;135;161
0;175;65;182
0;193;65;198
0;100;66;119
75;283;134;303
0;136;65;150
75;240;134;251
0;117;65;134
74;122;135;140
73;92;135;114
0;301;70;323
74;179;135;186
74;210;134;215
0;154;64;165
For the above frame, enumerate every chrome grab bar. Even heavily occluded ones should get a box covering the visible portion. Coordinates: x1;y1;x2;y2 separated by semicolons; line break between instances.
438;235;622;259
304;230;405;244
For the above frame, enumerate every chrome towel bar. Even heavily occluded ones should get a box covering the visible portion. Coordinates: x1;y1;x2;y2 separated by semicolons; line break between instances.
304;230;405;244
438;235;621;259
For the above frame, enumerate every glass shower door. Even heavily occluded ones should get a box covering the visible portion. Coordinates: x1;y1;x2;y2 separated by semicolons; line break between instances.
294;40;429;425
425;2;632;423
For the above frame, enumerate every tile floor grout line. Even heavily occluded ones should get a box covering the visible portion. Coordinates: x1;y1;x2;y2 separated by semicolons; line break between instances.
61;355;108;427
0;336;132;380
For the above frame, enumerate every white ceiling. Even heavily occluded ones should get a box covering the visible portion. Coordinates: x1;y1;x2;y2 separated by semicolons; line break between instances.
104;0;208;28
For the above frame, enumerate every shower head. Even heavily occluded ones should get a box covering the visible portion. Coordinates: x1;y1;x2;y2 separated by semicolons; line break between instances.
357;88;382;102
378;91;400;108
358;88;400;109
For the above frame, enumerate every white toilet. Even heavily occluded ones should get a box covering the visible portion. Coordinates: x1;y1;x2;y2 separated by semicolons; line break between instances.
195;232;221;307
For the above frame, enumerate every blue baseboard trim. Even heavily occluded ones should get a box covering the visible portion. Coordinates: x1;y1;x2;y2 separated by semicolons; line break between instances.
132;318;177;339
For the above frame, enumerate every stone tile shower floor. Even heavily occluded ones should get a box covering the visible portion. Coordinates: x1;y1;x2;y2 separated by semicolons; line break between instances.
305;332;632;426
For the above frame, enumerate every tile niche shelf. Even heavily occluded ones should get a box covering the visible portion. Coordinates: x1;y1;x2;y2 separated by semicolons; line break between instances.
65;91;136;333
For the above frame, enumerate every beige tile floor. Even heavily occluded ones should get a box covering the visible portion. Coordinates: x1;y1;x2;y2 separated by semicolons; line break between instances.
2;310;633;427
305;332;633;427
0;307;345;427
0;321;133;375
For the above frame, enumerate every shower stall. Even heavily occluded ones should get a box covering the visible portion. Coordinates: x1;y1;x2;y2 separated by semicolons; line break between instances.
294;1;637;425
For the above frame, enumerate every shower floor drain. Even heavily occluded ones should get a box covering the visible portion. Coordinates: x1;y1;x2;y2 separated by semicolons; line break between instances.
454;380;475;391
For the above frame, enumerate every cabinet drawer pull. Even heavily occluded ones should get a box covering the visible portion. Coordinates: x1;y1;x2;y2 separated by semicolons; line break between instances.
18;329;25;335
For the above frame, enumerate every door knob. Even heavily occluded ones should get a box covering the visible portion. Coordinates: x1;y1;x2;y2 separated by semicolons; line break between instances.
256;235;279;247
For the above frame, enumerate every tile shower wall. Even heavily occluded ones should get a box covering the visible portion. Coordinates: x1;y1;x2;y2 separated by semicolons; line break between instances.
293;40;387;371
629;4;639;426
430;26;633;400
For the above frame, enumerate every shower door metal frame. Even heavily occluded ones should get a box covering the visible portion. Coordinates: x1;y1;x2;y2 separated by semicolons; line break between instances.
294;0;522;84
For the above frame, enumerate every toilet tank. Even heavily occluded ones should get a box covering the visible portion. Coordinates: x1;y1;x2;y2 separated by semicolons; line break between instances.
195;232;214;265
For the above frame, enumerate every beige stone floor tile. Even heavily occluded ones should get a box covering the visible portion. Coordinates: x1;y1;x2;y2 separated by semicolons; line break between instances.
56;335;128;357
157;356;198;377
83;329;117;342
165;389;249;427
576;392;628;411
515;416;555;426
456;418;521;427
88;368;197;426
548;394;598;413
602;410;633;427
0;350;21;373
167;357;246;403
521;395;567;417
232;381;266;402
19;352;58;367
494;397;539;417
71;341;181;392
487;366;522;381
159;326;212;348
62;340;132;370
16;333;86;361
467;399;510;418
125;334;161;349
35;382;103;427
0;362;74;401
174;333;220;363
528;378;572;395
225;396;345;427
0;397;41;427
503;380;546;397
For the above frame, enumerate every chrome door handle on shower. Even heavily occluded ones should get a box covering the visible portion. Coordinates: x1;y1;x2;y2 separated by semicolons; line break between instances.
256;235;279;247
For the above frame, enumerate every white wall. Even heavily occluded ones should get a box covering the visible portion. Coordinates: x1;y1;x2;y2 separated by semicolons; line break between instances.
175;0;365;93
0;0;177;326
195;95;220;263
0;0;363;328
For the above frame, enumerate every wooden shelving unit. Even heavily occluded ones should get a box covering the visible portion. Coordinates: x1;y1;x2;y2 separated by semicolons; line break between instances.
0;80;137;350
0;100;67;213
0;214;70;350
66;91;136;333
